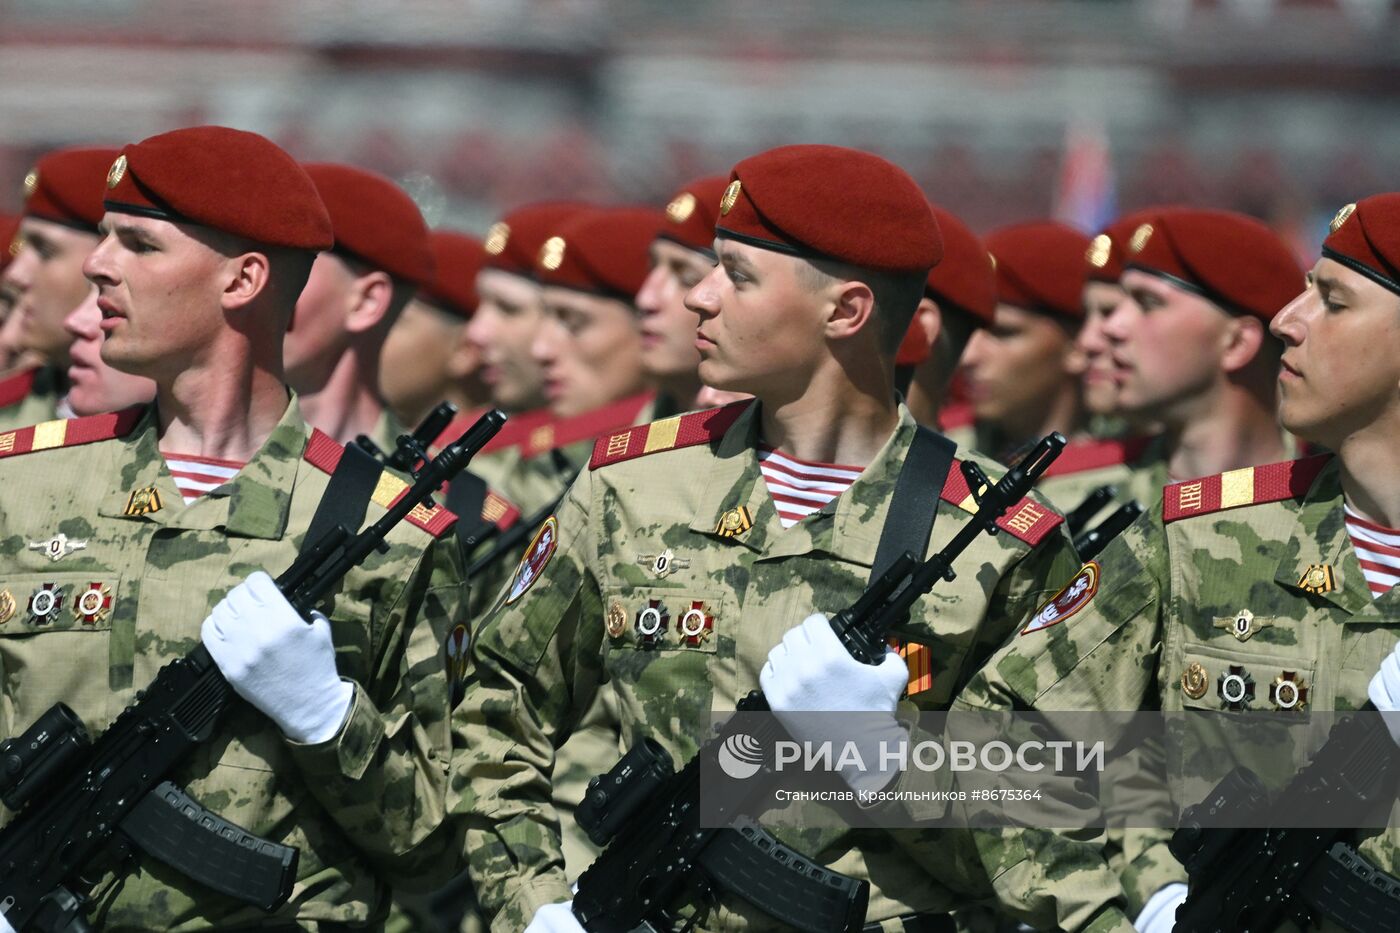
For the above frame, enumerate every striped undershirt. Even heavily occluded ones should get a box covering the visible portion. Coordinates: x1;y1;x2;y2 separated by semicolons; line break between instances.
1345;504;1400;598
164;454;244;505
758;445;862;529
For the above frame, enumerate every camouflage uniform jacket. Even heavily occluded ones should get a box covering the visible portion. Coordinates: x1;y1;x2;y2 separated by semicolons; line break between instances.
0;398;468;930
455;400;1090;931
0;363;64;432
957;453;1400;931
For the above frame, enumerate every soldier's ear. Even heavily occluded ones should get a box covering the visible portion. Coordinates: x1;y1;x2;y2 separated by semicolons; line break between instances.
220;251;272;312
1220;313;1267;374
825;279;877;343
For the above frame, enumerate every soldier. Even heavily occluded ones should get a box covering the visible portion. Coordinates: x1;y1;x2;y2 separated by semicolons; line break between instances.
901;203;999;446
286;162;434;450
955;195;1400;932
0;126;467;928
1;147;118;429
453;145;1102;932
60;284;155;416
636;175;727;416
0;214;23;369
380;230;491;429
1078;210;1158;429
959;220;1092;462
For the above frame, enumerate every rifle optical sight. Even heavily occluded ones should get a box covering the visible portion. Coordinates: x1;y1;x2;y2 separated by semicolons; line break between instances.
577;738;675;847
0;703;91;810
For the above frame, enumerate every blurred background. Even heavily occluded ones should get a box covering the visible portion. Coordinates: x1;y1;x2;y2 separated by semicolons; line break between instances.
2;0;1398;256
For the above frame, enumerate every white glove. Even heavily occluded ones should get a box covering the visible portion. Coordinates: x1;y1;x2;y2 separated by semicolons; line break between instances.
0;907;14;933
201;571;354;744
525;901;585;932
760;613;910;793
1368;639;1400;745
1133;882;1186;933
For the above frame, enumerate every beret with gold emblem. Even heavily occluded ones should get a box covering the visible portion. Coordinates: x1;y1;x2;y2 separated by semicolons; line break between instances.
1322;194;1400;296
104;125;332;251
302;162;433;287
985;220;1092;321
1124;208;1301;321
716;144;942;275
656;175;729;258
535;206;665;303
0;214;20;272
895;203;997;366
22;147;120;233
1085;209;1165;284
483;201;590;278
420;230;486;319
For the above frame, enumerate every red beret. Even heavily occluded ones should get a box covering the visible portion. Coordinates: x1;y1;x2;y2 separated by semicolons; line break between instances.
303;162;433;287
104;125;332;251
1;214;20;272
483;201;589;278
420;230;485;319
535;206;663;303
1085;209;1165;284
985;221;1091;321
1322;195;1400;296
22;147;119;233
717;144;941;275
656;175;728;257
1125;208;1301;320
896;204;997;367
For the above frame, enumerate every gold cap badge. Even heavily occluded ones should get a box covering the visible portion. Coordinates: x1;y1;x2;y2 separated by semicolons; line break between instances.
1181;661;1208;700
1129;223;1153;254
1086;234;1112;269
719;180;742;216
539;236;566;271
484;221;510;255
106;155;127;190
666;192;697;224
22;168;38;199
1329;203;1356;235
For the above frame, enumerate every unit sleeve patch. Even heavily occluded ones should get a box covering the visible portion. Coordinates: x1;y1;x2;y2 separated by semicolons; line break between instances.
1021;562;1100;635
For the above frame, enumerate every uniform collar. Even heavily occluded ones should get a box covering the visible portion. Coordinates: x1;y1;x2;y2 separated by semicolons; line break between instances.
1271;458;1373;617
98;394;307;541
687;400;914;567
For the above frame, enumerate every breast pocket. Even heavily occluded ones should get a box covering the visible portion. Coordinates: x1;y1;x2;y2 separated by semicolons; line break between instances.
0;571;123;735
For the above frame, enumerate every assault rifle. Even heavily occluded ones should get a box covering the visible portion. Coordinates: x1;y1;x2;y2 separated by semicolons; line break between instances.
0;410;506;932
1064;484;1116;538
571;433;1067;933
356;400;460;474
1073;500;1143;562
1170;706;1400;932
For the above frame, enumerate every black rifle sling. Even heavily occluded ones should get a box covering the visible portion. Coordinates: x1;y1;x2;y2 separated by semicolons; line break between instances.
303;441;382;547
869;425;956;585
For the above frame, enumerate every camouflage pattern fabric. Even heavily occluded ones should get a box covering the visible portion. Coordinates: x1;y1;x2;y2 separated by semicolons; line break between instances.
0;364;64;432
453;401;1132;931
957;454;1400;931
0;399;468;930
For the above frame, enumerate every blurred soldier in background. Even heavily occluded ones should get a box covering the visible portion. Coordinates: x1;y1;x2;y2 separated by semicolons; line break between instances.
0;214;25;370
60;284;155;416
285;162;434;450
0;147;117;429
380;230;492;428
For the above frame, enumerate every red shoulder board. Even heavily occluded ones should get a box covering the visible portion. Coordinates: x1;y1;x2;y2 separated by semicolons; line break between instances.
590;400;751;471
940;458;1065;547
938;400;975;431
1040;436;1154;478
522;392;655;459
1162;454;1332;524
0;407;144;461
303;429;458;539
0;367;38;409
482;490;521;531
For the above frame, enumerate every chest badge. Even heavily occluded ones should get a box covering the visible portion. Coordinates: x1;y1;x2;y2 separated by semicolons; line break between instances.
1180;662;1209;700
605;597;628;639
679;601;714;646
1213;609;1272;643
634;599;670;647
1297;564;1335;596
74;582;113;626
0;589;14;625
1269;671;1308;712
27;583;65;625
444;624;470;707
715;506;753;539
124;485;164;517
1217;664;1256;711
28;533;88;563
638;549;690;579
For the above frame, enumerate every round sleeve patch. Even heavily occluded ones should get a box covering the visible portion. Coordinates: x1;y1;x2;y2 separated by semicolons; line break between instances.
1021;562;1100;636
506;515;558;605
